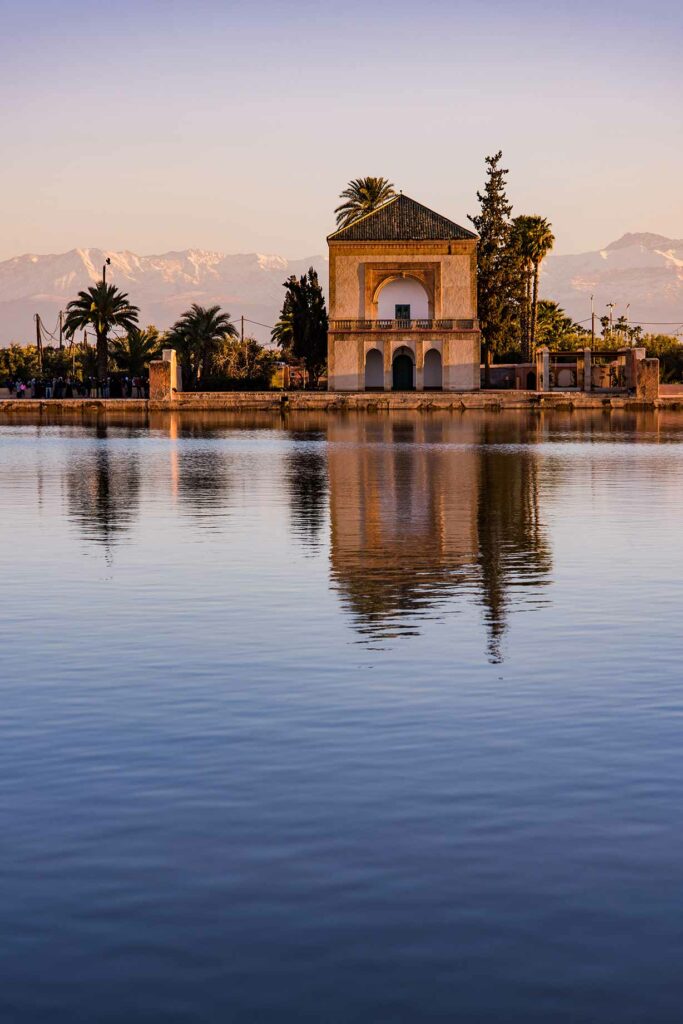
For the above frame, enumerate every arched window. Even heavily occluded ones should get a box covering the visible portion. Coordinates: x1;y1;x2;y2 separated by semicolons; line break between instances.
423;348;442;389
364;348;384;390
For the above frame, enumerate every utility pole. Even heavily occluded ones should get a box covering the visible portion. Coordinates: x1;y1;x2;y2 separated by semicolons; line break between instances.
59;310;63;350
35;314;43;372
590;295;595;346
241;315;244;343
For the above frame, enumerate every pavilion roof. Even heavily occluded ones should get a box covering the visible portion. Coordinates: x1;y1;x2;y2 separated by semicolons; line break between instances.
328;194;477;242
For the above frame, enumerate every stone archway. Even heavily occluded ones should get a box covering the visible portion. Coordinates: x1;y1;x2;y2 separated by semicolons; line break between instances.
392;347;415;391
364;348;384;390
375;276;430;322
367;266;437;320
424;348;443;390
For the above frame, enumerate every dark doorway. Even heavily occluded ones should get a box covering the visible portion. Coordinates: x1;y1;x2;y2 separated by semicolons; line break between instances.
392;353;414;391
527;370;537;391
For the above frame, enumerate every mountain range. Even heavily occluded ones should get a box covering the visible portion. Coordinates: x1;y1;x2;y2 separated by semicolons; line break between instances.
541;233;683;334
0;249;325;346
0;233;681;346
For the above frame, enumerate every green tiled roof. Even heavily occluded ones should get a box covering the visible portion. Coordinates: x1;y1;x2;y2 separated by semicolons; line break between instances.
328;194;477;242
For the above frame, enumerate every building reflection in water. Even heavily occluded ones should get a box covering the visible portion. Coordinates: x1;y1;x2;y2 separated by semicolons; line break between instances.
326;414;552;658
65;422;141;550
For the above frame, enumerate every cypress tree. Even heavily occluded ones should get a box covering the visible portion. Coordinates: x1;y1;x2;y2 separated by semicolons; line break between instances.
468;152;522;381
273;268;328;388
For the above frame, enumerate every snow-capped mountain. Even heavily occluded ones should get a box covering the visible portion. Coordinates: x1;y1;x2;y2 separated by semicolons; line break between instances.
541;233;683;331
0;248;328;346
0;233;681;347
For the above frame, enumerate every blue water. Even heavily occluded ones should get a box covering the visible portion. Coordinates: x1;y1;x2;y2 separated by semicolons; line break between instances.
1;409;683;1022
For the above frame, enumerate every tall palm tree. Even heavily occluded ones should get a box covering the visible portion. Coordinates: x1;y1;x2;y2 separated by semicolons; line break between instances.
527;216;555;354
166;304;237;389
109;326;163;377
335;177;396;229
511;215;555;359
63;282;139;380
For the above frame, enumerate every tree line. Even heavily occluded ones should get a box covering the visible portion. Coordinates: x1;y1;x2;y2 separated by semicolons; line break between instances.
2;166;679;387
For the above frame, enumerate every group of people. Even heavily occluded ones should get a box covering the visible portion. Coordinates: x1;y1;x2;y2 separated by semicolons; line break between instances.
7;375;149;399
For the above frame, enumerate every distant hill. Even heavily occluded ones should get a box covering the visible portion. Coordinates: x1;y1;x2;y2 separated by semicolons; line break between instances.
541;233;683;332
0;248;328;346
0;233;681;347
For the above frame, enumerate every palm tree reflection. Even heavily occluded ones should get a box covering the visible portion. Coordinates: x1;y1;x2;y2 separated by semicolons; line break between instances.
65;423;140;551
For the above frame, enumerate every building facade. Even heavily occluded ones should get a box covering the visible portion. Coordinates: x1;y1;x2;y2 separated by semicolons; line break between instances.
327;194;480;392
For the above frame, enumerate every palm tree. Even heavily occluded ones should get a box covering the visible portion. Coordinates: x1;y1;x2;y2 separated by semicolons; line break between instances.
527;217;555;354
109;326;163;377
63;282;140;381
511;215;555;359
271;291;294;357
166;304;237;389
510;217;533;360
334;177;396;229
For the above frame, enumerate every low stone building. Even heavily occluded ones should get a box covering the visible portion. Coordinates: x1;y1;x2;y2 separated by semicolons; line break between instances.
327;194;481;392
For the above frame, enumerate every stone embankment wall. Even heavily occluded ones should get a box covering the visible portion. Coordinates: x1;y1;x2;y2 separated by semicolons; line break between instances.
2;389;682;415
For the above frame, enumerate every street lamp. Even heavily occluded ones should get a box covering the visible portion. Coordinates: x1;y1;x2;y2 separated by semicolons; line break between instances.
103;257;111;285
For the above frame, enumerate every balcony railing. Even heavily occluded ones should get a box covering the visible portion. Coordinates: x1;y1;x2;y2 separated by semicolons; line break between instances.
329;318;477;332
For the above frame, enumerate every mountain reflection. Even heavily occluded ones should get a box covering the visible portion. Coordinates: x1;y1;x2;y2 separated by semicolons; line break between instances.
65;425;141;548
327;415;552;657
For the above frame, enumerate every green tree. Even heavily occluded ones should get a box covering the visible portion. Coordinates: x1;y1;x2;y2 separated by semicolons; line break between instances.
109;326;163;376
468;152;523;380
642;334;683;382
273;268;328;387
271;291;294;357
213;337;277;387
335;177;396;229
63;282;139;380
603;314;643;347
510;216;533;359
510;215;555;359
536;300;589;348
75;342;98;380
41;345;73;378
0;344;40;382
166;304;238;389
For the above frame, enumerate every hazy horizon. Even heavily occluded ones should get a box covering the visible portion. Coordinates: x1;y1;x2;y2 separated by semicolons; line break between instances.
2;228;683;265
0;0;681;262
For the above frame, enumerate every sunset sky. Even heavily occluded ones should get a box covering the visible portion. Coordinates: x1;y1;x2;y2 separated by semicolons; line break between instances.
0;0;680;260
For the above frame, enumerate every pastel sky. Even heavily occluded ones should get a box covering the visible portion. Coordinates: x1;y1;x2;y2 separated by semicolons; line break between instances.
0;0;680;260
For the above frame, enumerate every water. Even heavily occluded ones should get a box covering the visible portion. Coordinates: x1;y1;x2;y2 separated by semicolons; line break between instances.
1;408;683;1022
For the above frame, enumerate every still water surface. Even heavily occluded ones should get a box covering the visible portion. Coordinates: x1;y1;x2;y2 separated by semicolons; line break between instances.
1;409;683;1021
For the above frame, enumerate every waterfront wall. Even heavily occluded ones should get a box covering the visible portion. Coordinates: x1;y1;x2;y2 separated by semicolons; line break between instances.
2;389;682;415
